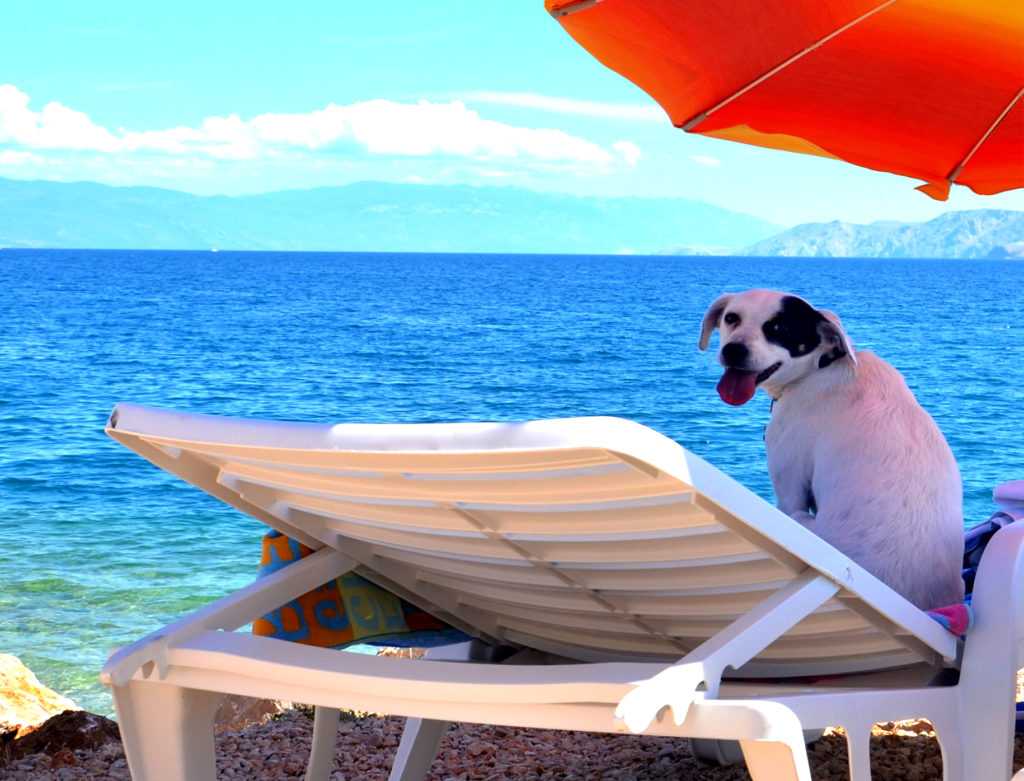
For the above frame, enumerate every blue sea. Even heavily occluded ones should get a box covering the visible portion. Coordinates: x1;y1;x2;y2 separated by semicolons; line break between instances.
2;248;1021;716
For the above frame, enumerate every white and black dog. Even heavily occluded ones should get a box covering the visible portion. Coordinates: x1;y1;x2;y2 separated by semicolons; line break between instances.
700;289;964;610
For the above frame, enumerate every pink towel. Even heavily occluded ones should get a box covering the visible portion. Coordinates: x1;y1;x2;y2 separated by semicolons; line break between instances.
927;603;974;636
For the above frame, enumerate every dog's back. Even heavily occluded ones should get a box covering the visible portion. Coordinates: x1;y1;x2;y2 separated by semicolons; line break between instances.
766;351;965;610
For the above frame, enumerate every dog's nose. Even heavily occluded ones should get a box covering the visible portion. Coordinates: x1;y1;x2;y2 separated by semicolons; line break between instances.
721;342;748;367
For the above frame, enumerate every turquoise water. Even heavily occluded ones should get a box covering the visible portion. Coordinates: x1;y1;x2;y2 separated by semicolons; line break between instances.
2;249;1021;716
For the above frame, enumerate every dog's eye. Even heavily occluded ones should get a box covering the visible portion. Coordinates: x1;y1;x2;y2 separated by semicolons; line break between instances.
723;312;739;325
770;321;789;333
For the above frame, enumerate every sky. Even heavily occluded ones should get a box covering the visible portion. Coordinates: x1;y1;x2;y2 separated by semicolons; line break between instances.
2;1;1022;228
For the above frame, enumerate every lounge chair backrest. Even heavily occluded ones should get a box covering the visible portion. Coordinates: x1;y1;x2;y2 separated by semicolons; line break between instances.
106;403;958;678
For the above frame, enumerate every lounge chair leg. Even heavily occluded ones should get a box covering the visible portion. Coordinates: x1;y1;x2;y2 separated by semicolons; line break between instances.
739;738;812;781
110;681;221;781
949;709;1013;781
389;717;450;781
843;727;873;781
922;713;961;781
305;706;342;781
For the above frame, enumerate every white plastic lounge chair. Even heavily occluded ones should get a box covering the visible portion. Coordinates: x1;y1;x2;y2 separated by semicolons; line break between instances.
100;403;1024;781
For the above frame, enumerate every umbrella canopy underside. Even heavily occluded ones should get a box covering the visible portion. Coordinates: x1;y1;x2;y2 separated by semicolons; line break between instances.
547;0;1024;199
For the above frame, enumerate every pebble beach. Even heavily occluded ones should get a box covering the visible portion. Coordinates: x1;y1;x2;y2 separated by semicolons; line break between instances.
4;651;1024;780
4;706;1024;780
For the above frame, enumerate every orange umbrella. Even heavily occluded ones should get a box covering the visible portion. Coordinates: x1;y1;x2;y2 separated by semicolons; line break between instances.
545;0;1023;200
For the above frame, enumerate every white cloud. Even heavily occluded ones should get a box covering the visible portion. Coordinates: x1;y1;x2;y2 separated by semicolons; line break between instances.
0;85;120;151
458;91;666;122
690;154;721;167
0;85;42;144
246;99;614;165
0;149;43;166
0;85;640;173
119;126;204;155
35;102;121;151
613;141;643;166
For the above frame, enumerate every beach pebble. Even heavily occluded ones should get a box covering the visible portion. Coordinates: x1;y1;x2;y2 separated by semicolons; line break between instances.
361;729;386;748
47;748;76;770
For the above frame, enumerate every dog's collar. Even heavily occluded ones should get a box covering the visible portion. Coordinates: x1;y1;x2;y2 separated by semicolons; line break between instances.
764;397;776;440
768;349;849;414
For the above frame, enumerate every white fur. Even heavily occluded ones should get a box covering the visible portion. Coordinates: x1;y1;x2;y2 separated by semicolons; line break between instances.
701;289;964;610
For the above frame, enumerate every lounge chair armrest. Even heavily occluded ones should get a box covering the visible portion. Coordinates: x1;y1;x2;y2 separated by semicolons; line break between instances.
615;569;839;732
968;522;1024;672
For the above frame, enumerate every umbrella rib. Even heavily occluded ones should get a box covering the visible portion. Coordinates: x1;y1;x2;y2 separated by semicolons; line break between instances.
683;0;899;131
944;87;1024;187
548;0;603;17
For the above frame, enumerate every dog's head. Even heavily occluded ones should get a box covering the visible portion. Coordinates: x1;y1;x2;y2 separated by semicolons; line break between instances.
699;289;857;406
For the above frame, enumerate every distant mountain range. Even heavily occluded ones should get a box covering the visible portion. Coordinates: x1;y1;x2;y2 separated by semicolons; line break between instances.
0;177;778;255
1;176;1021;258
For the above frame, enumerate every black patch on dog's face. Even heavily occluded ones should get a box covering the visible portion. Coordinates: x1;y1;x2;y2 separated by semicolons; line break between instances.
762;296;823;357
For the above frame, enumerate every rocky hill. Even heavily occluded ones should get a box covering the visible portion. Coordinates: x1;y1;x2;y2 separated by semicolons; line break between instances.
733;210;1024;259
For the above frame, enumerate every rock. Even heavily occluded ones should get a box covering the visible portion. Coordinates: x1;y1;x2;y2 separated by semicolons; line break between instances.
0;653;79;739
48;746;77;769
361;730;385;749
6;709;121;761
214;695;290;734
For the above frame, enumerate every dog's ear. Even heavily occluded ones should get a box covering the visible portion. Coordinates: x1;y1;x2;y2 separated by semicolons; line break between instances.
699;294;733;351
817;309;858;367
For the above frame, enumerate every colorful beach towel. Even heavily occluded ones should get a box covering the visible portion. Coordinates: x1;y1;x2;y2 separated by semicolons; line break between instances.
252;531;467;649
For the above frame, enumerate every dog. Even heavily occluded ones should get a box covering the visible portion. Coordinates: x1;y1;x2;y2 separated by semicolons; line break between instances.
699;289;964;610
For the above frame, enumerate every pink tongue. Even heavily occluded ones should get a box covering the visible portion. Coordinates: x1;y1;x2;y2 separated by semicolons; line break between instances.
717;368;758;406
